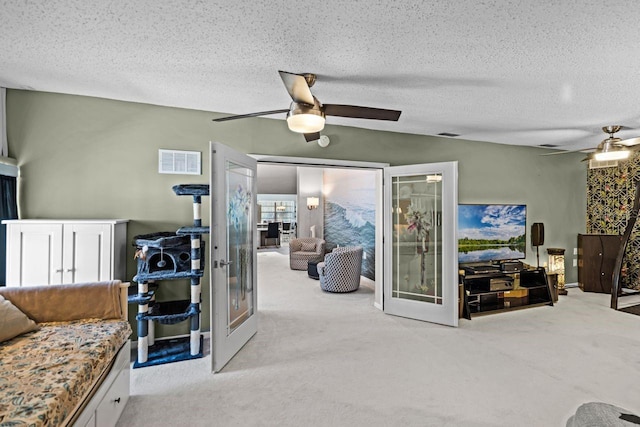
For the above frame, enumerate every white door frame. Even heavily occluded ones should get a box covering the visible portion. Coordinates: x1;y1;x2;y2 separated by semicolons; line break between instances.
252;155;388;309
383;161;459;326
211;142;258;372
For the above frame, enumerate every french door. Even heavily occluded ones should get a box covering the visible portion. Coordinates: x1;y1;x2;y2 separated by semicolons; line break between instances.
210;142;258;372
383;161;458;326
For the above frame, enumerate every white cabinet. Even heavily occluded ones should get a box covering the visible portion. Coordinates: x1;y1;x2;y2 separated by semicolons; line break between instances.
73;340;131;427
3;220;128;287
95;366;130;426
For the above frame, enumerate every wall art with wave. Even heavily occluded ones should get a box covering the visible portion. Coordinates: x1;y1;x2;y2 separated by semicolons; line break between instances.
323;169;376;280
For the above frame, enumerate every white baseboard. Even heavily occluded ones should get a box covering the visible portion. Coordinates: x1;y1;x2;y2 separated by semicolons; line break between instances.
564;282;579;288
360;275;375;290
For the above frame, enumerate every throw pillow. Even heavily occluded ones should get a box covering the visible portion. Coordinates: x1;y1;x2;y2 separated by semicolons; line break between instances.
301;242;316;252
0;294;39;343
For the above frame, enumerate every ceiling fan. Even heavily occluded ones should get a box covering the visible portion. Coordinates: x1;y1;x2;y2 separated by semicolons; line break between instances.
543;125;640;161
212;70;402;142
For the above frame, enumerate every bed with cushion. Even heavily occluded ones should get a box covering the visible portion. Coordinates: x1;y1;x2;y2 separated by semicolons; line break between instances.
0;281;131;427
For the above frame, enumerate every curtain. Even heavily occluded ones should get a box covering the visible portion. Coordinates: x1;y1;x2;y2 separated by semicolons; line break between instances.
1;88;7;157
0;175;17;286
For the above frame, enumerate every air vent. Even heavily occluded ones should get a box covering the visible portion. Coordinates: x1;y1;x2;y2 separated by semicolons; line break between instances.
437;132;460;137
159;149;201;175
589;159;619;169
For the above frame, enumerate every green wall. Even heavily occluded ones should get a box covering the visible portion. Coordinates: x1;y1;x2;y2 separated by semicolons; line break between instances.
6;90;587;336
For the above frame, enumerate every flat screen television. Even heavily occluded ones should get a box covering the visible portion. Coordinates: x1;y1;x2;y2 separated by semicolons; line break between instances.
458;204;526;264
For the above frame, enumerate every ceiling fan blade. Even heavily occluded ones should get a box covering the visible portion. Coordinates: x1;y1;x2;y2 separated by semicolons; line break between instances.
539;148;594;156
324;104;402;121
620;136;640;146
304;132;320;143
212;109;289;122
278;70;315;105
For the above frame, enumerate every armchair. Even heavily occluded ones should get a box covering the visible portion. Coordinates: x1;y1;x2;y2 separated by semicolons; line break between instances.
289;237;325;270
317;246;363;293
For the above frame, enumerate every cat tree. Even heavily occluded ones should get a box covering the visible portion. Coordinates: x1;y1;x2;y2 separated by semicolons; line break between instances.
130;184;209;368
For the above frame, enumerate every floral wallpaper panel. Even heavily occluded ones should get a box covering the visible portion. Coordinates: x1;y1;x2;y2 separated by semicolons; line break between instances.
587;152;640;290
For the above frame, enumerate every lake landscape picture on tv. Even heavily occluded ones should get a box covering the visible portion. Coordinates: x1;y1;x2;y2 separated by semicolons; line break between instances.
458;204;526;263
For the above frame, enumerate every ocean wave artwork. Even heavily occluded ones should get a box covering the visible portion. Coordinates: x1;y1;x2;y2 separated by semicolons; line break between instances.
324;201;375;280
323;169;377;281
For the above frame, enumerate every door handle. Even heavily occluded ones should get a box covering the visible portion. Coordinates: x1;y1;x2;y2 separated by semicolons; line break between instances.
66;268;74;272
219;260;233;267
55;268;63;273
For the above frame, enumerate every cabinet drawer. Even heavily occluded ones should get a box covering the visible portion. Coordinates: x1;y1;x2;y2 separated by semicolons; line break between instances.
95;367;129;427
82;412;96;427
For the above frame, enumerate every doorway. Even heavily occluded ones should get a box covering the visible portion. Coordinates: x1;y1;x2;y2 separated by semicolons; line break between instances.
253;155;459;326
254;156;386;309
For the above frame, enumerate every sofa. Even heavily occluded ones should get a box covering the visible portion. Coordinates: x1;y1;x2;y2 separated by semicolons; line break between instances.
0;281;132;427
318;246;363;293
289;237;326;270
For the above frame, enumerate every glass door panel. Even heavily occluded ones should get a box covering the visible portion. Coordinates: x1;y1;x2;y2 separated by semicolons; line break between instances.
392;173;443;304
227;162;254;333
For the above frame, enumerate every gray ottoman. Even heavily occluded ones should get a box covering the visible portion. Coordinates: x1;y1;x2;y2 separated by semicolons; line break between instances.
307;257;323;280
567;402;640;426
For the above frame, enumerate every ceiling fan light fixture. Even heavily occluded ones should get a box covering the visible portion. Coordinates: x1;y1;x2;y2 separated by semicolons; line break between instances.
594;149;630;161
286;99;325;133
287;113;325;133
594;138;630;161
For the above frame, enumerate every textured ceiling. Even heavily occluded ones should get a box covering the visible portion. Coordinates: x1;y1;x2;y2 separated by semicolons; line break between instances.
2;0;640;151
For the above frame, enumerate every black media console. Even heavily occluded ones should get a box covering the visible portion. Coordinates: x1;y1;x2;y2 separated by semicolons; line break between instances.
460;264;553;319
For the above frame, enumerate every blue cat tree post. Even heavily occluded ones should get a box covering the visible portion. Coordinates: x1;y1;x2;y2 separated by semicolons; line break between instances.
131;184;210;368
174;184;210;357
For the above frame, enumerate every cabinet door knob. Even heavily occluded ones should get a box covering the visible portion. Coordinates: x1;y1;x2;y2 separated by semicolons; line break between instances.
113;397;121;404
55;269;63;273
65;268;74;272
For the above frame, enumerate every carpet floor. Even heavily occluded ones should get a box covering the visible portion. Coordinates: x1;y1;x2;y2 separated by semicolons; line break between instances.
117;252;640;426
619;304;640;316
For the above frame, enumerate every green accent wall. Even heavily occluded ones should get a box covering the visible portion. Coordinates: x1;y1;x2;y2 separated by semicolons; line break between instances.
6;90;587;336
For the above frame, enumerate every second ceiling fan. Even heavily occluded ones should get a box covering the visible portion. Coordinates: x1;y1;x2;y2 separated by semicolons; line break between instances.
212;70;402;142
590;125;640;161
543;125;640;161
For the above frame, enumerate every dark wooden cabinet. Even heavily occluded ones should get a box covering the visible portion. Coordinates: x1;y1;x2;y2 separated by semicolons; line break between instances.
577;234;621;294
